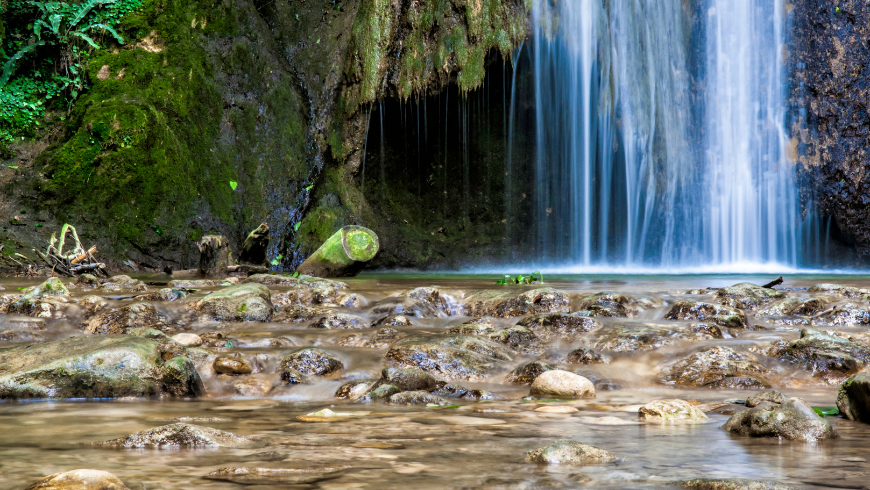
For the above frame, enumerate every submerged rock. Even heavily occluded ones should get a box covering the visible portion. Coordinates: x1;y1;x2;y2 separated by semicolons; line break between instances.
588;324;701;352
388;390;451;406
171;333;203;347
337;327;404;349
82;303;170;335
379;367;439;392
278;348;343;383
746;391;785;407
566;347;606;364
665;300;747;329
207;466;346;484
335;379;376;400
463;288;570;318
373;314;413;326
310;312;367;329
638;399;708;422
524;439;614;464
384;335;512;380
516;313;601;339
100;275;147;293
24;469;130;490
134;288;188;302
677;478;799;490
808;283;870;299
214;357;253;375
662;346;771;389
721;397;838;442
0;316;47;342
232;377;273;397
530;370;595;399
371;286;461;318
487;325;539;351
446;323;495;335
837;372;870;423
0;335;202;399
505;361;553;385
96;423;254;448
188;283;273;322
716;283;784;310
575;292;642;318
757;297;830;317
767;328;870;383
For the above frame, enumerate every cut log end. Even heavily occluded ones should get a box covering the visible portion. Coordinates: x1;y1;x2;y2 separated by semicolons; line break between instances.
296;225;380;278
342;226;379;262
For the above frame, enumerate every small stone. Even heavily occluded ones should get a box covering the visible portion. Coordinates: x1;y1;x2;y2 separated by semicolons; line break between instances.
678;478;799;490
24;469;130;490
746;391;785;407
335;379;376;400
373;314;412;326
566;347;605;364
529;370;595;399
388;390;452;406
214;357;254;375
278;348;343;382
524;439;614;464
638;399;708;422
362;384;400;401
171;333;203;347
379;367;439;392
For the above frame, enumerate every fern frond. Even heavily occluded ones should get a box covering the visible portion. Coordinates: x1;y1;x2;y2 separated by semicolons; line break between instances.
85;23;125;44
0;42;46;89
71;31;100;49
69;0;116;29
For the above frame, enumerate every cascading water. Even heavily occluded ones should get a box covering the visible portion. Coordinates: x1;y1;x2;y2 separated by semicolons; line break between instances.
522;0;818;270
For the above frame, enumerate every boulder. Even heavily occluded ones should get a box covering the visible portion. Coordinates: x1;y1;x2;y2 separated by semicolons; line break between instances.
384;335;512;381
7;278;71;317
188;283;273;322
757;297;829;317
808;283;869;298
836;372;870;423
214;357;253;375
677;479;799;490
767;329;870;383
721;397;838;442
524;439;614;464
811;305;870;326
99;275;147;293
379;367;439;392
716;283;784;310
566;347;606;364
0;336;202;399
82;303;170;335
388;390;451;406
369;286;461;318
267;275;357;308
310;313;367;329
505;361;553;385
575;292;642;318
278;348;343;383
336;327;403;349
662;346;771;389
168;279;220;288
95;423;254;448
588;324;701;352
529;370;595;399
638;399;707;422
665;300;747;329
133;288;188;302
516;313;601;339
463;288;570;318
76;273;101;287
746;391;785;407
24;469;130;490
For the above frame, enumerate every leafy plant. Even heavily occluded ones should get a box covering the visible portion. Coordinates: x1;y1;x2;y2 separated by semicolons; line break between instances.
496;271;544;285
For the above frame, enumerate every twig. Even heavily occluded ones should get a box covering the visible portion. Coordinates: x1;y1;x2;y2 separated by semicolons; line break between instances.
762;277;784;289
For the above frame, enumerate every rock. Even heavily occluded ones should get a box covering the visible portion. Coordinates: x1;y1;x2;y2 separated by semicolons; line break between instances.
206;466;347;484
677;478;800;490
757;297;830;317
576;292;643;318
566;347;606;364
588;324;701;352
82;303;170;334
524;439;614;464
388;390;451;406
808;283;870;298
99;275;147;293
362;384;400;401
446;323;495;335
168;279;219;288
278;348;343;383
335;379;376;400
487;325;539;351
837;372;870;422
171;333;203;347
373;314;412;326
505;361;553;385
0;316;47;342
716;283;784;310
233;377;273;397
464;288;570;318
24;469;130;490
7;278;71;317
430;383;494;400
665;300;748;328
96;423;254;448
638;399;708;422
722;397;838;442
746;391;785;407
239;222;270;266
516;312;601;340
199;235;230;278
368;286;461;318
266;275;357;307
134;288;188;302
76;273;101;287
311;312;366;329
767;328;870;383
811;304;870;326
296;225;380;277
384;335;513;381
0;336;202;399
18;277;70;299
189;283;274;322
379;367;439;391
363;327;403;348
214;357;253;375
529;370;595;399
0;293;22;313
662;346;771;389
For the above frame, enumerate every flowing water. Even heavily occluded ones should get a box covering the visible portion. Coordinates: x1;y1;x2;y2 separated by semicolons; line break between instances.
2;274;870;489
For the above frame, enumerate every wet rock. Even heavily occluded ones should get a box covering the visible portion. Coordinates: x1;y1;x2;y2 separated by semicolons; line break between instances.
206;466;346;484
363;327;403;348
516;313;601;340
310;312;366;329
24;469;130;490
677;478;799;490
171;333;202;347
380;367;439;391
0;316;47;342
0;336;202;399
82;303;170;335
486;326;539;352
746;391;785;407
100;275;147;293
233;377;273;397
588;324;700;352
757;297;830;317
369;287;459;318
373;314;413;326
837;372;870;423
716;283;784;310
690;323;726;339
388;390;451;406
214;357;253;375
767;328;870;383
464;288;570;318
530;370;595;399
134;288;188;302
96;423;255;448
76;273;101;287
18;277;70;299
446;323;495;335
266;275;358;308
0;293;22;313
431;382;494;400
566;347;606;364
78;295;109;313
335;379;376;400
362;384;400;401
505;361;553;385
278;348;343;383
189;283;273;322
273;306;334;323
384;335;513;381
665;300;747;328
168;279;219;288
199;331;230;347
721;397;838;442
524;439;614;464
7;297;69;318
663;346;771;389
811;304;870;326
638;399;708;422
575;292;642;318
808;283;870;299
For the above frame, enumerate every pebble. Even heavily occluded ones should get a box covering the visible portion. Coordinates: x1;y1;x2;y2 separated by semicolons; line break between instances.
214;357;253;375
172;333;203;347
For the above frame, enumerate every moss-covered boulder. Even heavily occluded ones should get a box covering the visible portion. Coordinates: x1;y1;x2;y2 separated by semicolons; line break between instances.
665;300;747;329
7;277;72;318
0;335;202;399
524;440;614;465
24;469;131;490
716;283;784;310
662;346;771;389
384;334;512;380
82;302;170;334
189;283;273;322
837;372;870;423
721;397;838;442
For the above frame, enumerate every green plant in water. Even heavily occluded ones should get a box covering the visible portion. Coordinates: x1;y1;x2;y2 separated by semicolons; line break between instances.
496;271;544;285
813;406;839;417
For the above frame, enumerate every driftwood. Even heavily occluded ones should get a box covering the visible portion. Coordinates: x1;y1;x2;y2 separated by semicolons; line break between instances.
239;223;270;266
296;225;379;278
762;277;784;289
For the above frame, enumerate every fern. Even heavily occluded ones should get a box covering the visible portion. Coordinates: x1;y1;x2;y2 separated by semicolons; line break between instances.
0;42;46;89
85;23;125;44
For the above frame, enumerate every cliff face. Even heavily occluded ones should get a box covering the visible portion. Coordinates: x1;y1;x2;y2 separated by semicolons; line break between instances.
790;0;870;257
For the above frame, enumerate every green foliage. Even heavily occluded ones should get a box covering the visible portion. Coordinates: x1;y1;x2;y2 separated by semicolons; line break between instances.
812;406;839;417
496;271;544;285
0;0;144;142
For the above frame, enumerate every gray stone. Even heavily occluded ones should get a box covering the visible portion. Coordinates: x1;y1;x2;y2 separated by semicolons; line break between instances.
384;335;512;381
310;312;367;329
746;391;785;407
524;439;614;464
530;370;595;399
837;372;870;423
388;390;451;406
808;283;870;298
278;348;343;383
24;469;130;490
379;367;439;392
716;283;784;310
663;346;771;389
95;423;255;448
721;397;838;442
189;283;274;322
638;399;708;422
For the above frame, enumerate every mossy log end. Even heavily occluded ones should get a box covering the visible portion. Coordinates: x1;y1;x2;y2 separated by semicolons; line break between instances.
296;226;379;278
239;223;270;266
199;235;230;278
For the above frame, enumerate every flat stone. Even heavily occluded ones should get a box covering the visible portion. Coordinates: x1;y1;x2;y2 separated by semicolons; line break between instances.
95;423;256;448
662;346;771;389
207;466;347;484
214;357;253;375
530;370;595;399
232;377;272;397
638;399;708;422
24;469;130;490
171;333;202;347
524;439;614;464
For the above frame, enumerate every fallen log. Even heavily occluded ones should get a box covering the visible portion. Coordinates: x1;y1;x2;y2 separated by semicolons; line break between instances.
239;223;270;266
762;277;784;289
296;225;379;278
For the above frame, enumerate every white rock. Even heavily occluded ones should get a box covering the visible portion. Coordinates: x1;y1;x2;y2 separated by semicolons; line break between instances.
172;333;203;347
24;469;130;490
529;370;595;399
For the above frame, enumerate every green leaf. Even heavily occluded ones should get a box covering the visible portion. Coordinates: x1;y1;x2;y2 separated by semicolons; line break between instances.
305;184;314;191
48;13;63;34
71;31;100;49
812;406;839;417
154;225;162;234
316;39;320;44
85;23;125;44
229;181;238;190
8;166;19;169
35;223;43;227
0;42;47;89
294;222;301;232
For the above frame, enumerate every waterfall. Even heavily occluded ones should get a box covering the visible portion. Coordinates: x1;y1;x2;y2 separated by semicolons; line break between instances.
526;0;814;270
